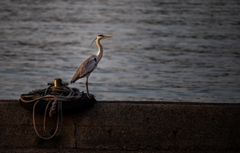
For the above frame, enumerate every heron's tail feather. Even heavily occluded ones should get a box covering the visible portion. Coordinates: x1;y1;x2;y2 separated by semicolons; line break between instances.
71;73;80;83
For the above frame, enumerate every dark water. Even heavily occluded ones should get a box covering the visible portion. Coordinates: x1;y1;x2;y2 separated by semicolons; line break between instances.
0;0;240;102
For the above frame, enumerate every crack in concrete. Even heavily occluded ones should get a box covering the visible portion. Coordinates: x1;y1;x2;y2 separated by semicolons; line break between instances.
72;115;78;149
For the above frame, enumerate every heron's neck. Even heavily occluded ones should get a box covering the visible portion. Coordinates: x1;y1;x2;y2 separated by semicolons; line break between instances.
96;38;103;62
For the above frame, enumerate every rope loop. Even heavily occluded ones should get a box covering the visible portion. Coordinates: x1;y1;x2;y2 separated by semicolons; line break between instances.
20;85;83;139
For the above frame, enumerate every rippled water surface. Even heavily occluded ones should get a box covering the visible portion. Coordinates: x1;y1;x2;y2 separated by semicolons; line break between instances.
1;0;240;102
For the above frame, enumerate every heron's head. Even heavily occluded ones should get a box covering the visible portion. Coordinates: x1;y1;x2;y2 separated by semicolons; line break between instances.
90;34;113;46
97;34;113;40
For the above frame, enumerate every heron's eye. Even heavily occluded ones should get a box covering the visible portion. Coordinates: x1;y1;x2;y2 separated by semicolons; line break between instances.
98;34;104;37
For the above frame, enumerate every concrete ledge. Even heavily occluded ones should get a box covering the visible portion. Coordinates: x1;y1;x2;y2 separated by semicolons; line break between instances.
0;100;240;152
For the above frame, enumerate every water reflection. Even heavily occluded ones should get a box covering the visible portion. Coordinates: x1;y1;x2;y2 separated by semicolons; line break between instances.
0;0;240;103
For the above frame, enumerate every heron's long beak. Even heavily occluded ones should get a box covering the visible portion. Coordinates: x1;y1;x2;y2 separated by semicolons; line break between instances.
103;36;113;39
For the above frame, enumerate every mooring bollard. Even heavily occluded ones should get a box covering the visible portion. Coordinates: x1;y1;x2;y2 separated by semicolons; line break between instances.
54;78;62;87
47;78;68;87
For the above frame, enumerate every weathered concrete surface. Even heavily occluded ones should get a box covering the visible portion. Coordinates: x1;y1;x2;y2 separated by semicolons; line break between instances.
0;100;240;152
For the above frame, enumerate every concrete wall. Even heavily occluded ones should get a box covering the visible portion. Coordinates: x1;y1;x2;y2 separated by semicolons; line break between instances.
0;100;239;152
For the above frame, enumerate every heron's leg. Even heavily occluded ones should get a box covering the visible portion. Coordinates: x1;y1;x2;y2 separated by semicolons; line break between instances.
85;76;91;99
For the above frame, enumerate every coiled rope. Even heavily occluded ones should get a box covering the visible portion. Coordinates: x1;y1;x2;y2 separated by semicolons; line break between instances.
19;85;83;139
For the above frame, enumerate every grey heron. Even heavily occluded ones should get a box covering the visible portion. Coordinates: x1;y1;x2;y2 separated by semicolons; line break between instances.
71;34;113;98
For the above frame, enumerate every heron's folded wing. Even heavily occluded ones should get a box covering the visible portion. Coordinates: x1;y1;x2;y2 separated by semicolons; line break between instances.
71;55;97;83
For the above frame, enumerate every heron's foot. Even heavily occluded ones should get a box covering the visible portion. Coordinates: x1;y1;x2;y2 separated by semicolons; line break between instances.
87;94;92;99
